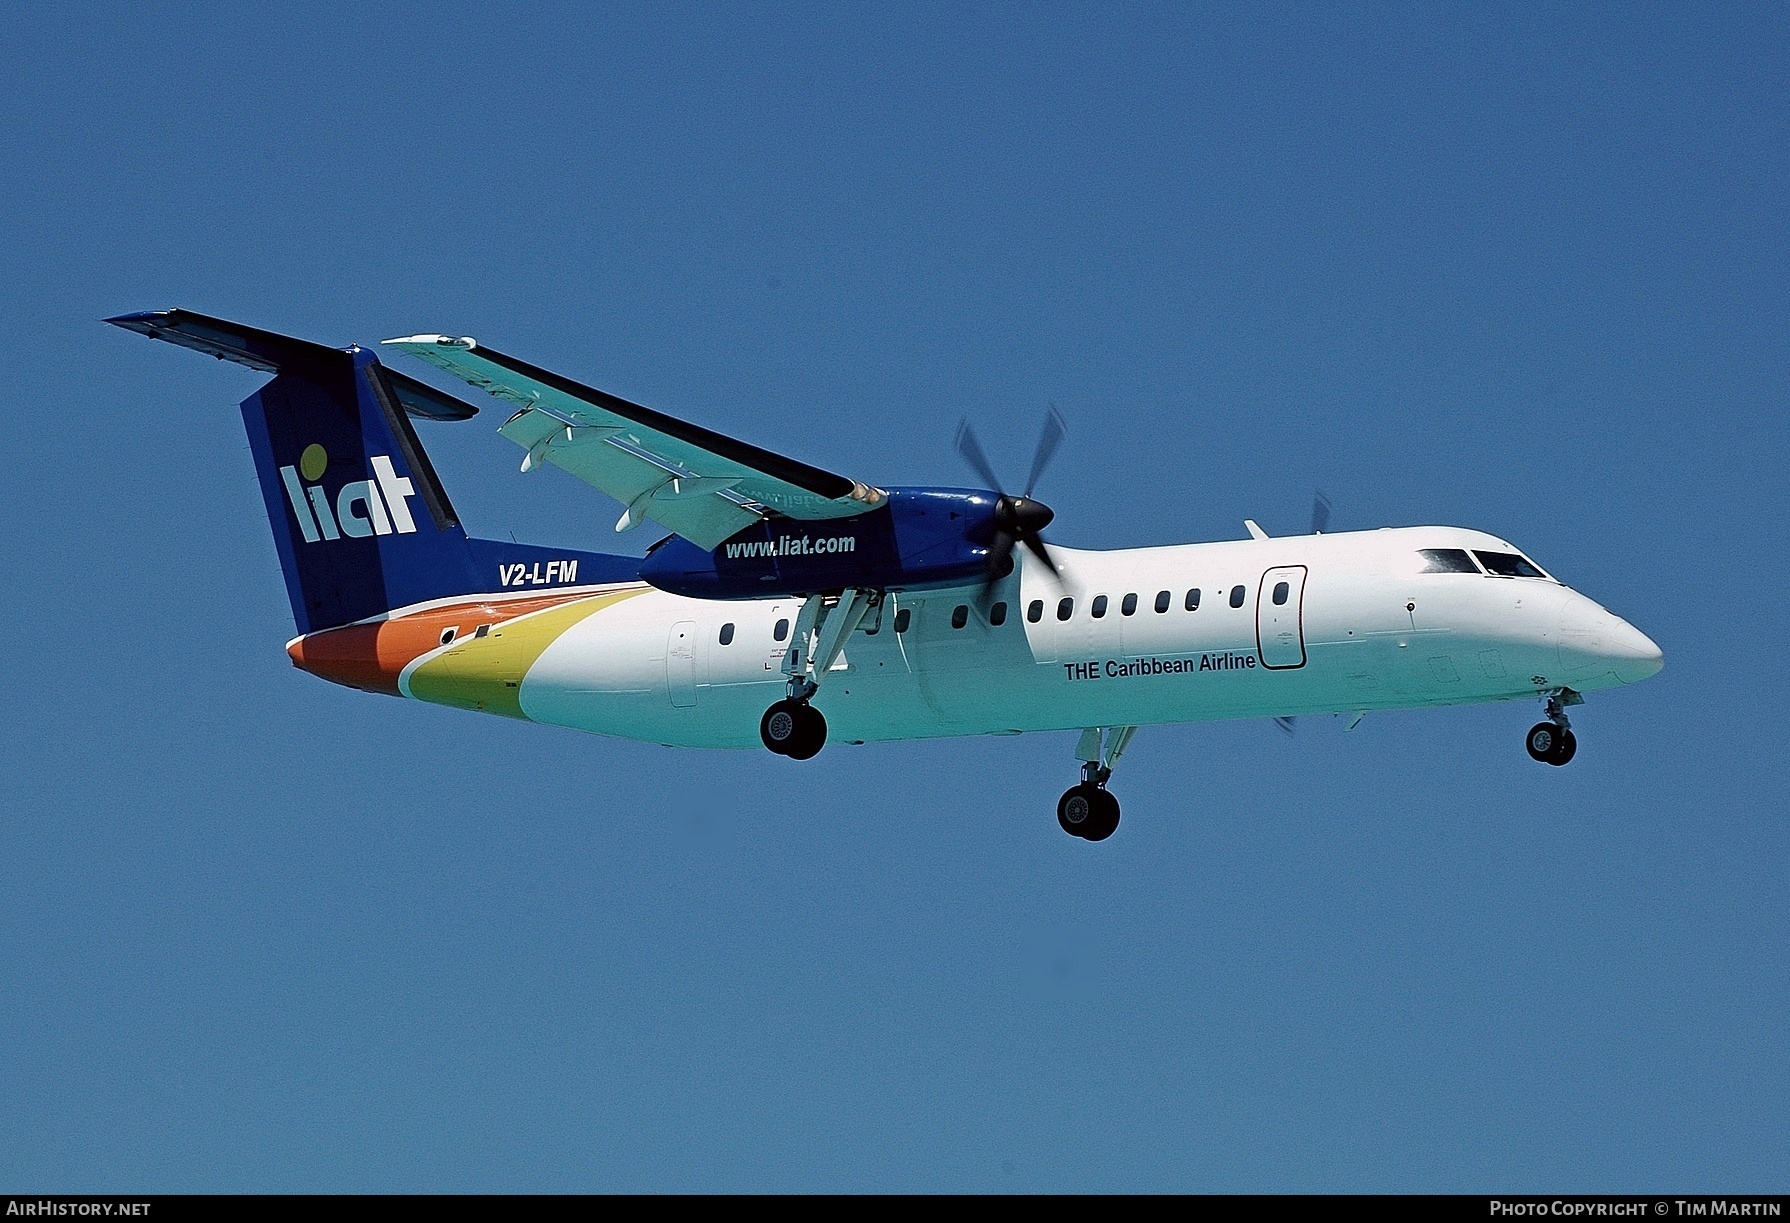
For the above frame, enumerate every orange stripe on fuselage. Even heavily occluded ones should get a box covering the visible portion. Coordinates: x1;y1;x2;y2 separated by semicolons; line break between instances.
286;591;630;695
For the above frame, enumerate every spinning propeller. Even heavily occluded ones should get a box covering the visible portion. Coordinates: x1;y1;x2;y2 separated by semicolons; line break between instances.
955;407;1066;605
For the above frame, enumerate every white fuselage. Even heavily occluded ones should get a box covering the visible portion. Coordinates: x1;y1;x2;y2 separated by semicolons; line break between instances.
484;526;1663;750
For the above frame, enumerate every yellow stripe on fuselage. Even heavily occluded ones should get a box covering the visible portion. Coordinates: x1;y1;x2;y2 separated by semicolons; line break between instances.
405;588;646;718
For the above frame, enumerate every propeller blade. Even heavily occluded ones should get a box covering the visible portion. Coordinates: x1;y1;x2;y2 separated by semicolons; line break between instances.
1021;532;1060;579
955;419;1005;494
1024;405;1067;497
969;531;1015;616
1311;491;1332;535
955;412;1066;592
986;529;1017;579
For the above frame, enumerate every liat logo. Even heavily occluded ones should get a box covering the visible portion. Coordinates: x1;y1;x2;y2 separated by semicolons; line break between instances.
279;445;419;543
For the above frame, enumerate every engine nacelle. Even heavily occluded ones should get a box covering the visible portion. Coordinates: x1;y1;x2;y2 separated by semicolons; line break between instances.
638;487;999;599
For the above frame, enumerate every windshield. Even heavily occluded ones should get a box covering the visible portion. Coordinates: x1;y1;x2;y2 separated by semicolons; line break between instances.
1473;550;1550;579
1416;548;1482;574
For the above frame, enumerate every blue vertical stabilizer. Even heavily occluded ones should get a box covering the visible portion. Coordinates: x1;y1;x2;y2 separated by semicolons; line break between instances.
108;310;642;634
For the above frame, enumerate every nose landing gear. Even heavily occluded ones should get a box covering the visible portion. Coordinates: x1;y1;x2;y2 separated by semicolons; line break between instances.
1525;721;1576;765
1526;689;1580;766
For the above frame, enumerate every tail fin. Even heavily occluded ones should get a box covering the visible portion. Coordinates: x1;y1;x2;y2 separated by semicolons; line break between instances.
109;310;638;634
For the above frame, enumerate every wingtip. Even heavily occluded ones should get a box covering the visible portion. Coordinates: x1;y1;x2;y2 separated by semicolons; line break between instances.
383;334;477;351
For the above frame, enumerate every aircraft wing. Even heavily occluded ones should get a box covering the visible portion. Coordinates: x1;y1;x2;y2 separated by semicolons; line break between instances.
383;335;885;550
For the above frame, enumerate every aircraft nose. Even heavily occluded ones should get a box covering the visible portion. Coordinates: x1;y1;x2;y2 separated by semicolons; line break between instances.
1601;614;1664;683
1556;596;1664;686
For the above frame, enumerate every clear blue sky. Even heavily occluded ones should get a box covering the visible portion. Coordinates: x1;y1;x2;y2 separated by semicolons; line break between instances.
2;2;1784;1192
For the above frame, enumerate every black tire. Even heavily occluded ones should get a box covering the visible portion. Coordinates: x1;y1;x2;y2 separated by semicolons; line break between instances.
1550;728;1577;766
1526;722;1561;763
784;704;828;760
760;700;802;755
1082;790;1121;842
1057;783;1098;837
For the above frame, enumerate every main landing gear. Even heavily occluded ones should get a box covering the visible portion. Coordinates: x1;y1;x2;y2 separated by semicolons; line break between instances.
1526;689;1581;766
758;588;878;762
1058;725;1136;841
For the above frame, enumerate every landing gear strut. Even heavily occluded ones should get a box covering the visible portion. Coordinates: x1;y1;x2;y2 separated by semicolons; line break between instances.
758;589;878;761
1058;725;1136;841
1526;689;1580;766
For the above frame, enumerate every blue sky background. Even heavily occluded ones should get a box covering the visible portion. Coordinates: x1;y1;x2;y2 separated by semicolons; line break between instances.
2;2;1785;1192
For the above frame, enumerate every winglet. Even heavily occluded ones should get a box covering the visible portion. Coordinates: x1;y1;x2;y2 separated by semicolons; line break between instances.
1245;519;1269;540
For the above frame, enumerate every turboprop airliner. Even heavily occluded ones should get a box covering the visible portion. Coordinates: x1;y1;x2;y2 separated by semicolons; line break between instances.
110;309;1664;841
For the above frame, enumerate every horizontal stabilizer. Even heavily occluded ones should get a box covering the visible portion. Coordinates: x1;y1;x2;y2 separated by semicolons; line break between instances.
107;310;478;421
383;370;479;421
107;309;348;372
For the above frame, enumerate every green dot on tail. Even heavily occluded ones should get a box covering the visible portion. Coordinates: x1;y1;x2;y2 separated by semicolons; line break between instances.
299;444;327;481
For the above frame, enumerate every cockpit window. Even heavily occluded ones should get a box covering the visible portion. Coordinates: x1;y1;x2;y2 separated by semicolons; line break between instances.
1473;550;1549;579
1417;548;1481;574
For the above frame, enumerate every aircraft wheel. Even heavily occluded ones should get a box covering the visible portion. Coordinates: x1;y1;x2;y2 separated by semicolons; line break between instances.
1082;790;1121;842
784;703;827;761
1549;728;1577;766
1057;784;1097;837
1058;783;1119;839
760;700;803;755
1526;721;1574;765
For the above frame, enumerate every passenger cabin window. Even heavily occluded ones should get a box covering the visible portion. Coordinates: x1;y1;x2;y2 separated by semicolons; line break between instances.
1027;600;1043;624
1122;593;1138;616
1185;588;1201;611
774;618;789;642
719;622;735;645
1474;550;1549;579
1229;585;1246;608
894;608;911;634
990;601;1008;627
1418;548;1481;575
1057;597;1074;621
1154;590;1170;614
951;604;969;629
1092;595;1108;618
1272;581;1289;606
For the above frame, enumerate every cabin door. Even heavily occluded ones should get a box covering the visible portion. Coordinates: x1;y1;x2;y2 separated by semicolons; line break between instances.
667;620;698;706
1256;566;1308;669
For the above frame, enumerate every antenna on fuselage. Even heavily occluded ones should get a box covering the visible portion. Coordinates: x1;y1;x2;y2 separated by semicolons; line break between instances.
1311;490;1332;535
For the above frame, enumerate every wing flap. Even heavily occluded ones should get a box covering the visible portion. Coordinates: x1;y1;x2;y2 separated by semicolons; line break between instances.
499;409;762;547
